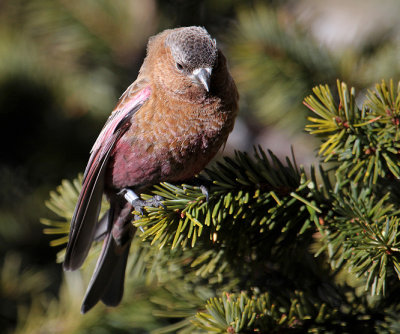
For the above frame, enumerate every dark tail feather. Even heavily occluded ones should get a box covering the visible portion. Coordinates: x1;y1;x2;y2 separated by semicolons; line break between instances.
80;235;132;313
100;244;130;306
93;210;110;241
80;202;134;314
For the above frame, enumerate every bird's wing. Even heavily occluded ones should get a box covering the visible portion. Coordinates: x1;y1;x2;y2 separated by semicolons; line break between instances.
63;81;152;271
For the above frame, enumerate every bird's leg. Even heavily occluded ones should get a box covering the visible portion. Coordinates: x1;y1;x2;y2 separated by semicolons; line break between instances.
119;188;140;206
118;188;164;211
118;188;164;232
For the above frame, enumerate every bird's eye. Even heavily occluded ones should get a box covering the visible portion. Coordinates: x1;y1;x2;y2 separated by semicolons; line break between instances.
176;63;184;71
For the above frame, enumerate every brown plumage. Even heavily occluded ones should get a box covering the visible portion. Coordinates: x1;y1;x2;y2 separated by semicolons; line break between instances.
63;26;238;313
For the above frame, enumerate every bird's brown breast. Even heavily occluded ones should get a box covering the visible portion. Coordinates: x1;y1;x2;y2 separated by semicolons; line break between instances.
107;87;237;191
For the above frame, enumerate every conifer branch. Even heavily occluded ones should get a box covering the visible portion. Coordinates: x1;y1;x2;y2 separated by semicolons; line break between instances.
305;79;400;183
191;290;376;333
137;148;313;253
39;79;400;332
305;79;400;297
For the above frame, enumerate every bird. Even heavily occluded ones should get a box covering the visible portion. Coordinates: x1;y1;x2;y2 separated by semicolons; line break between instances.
63;26;239;314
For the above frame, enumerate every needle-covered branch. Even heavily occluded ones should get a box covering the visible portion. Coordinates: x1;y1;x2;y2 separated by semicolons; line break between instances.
137;148;314;252
305;79;400;184
305;79;400;298
41;80;400;333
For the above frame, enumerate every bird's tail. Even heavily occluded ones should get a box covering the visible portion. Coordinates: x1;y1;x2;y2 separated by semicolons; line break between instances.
81;200;135;314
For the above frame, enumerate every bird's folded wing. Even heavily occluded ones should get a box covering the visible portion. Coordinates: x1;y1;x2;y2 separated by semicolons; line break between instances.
63;82;151;271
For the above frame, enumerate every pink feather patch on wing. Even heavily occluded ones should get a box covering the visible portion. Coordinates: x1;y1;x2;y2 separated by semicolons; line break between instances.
91;86;152;155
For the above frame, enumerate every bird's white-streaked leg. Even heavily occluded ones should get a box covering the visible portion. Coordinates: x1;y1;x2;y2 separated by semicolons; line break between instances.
118;188;164;233
118;188;140;205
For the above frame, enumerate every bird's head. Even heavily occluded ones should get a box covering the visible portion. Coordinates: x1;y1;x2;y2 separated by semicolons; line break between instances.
164;26;218;93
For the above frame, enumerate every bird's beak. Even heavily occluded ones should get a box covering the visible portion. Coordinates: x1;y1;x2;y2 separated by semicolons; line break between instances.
192;67;212;92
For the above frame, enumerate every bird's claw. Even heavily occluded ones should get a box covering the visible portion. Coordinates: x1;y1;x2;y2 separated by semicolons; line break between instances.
119;189;164;209
118;189;164;232
144;195;165;209
199;185;209;202
132;195;165;233
130;195;164;214
182;178;211;202
183;184;209;202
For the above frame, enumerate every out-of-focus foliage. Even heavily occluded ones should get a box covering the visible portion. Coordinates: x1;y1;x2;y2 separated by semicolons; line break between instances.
0;0;158;116
227;4;337;131
227;2;400;132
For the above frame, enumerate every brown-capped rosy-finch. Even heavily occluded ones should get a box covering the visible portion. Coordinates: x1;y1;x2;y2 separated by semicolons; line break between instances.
63;26;239;313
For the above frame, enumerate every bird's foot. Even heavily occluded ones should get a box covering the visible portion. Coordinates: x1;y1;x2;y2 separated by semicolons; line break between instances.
118;189;164;231
199;185;209;202
143;195;165;208
183;179;210;202
119;189;163;212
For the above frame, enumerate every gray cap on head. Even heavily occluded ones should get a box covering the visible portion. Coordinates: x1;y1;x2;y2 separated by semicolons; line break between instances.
165;26;218;71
